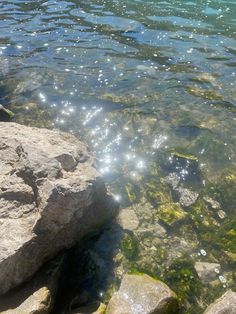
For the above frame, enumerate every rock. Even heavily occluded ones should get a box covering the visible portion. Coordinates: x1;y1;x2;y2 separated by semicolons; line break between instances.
157;202;187;227
117;207;139;231
106;274;179;314
203;196;221;209
176;187;199;207
204;290;236;314
163;173;199;207
194;262;221;284
0;122;118;295
163;173;180;190
0;256;63;314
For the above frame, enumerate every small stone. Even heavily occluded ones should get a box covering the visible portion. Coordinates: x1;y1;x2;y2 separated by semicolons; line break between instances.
117;207;139;231
106;274;179;314
204;290;236;314
163;172;180;190
203;196;221;209
194;262;221;284
176;187;199;207
217;210;226;219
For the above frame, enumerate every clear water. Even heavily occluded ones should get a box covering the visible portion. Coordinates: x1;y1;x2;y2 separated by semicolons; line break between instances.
1;0;236;312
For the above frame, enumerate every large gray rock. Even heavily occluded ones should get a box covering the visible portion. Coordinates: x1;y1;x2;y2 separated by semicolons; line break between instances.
0;256;63;314
106;274;178;314
204;290;236;314
0;122;118;295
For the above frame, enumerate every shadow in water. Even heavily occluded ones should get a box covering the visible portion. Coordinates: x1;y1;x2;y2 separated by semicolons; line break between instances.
52;222;123;314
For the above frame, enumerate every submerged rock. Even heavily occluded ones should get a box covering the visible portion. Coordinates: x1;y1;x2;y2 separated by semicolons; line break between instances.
204;290;236;314
157;202;187;227
117;207;139;231
106;274;179;314
194;262;221;284
0;122;118;295
176;187;199;207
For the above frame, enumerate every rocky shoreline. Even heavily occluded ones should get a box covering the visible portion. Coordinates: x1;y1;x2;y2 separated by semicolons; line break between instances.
0;123;235;314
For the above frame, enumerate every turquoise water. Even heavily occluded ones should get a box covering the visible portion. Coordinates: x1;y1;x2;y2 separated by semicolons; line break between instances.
1;0;236;312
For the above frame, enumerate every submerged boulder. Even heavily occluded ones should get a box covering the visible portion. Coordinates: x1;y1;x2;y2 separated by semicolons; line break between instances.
204;290;236;314
0;122;118;295
106;274;178;314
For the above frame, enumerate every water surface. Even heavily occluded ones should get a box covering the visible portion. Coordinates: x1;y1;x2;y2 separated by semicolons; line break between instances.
1;0;236;312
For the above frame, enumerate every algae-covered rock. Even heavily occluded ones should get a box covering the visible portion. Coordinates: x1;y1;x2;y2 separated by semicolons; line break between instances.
120;232;139;260
186;86;223;100
106;274;179;314
207;168;236;212
164;259;202;305
204;290;236;314
157;203;187;227
144;179;172;206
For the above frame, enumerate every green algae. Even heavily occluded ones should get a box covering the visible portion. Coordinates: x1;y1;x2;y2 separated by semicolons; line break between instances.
170;148;198;161
164;258;202;309
10;102;55;128
207;168;236;212
125;181;141;204
144;179;172;206
157;202;188;227
186;86;224;100
120;232;139;260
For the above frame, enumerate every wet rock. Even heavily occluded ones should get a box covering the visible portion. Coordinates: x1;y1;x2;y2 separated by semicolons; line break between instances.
163;173;199;207
107;274;178;314
203;196;221;209
0;123;118;295
163;172;180;190
157;202;187;227
204;290;236;314
0;256;63;314
117;207;139;231
176;187;199;207
194;262;221;284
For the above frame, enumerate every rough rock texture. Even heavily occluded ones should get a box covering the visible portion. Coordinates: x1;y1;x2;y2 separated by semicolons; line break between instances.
204;290;236;314
194;262;221;284
0;123;118;295
106;274;178;314
0;256;63;314
117;207;139;231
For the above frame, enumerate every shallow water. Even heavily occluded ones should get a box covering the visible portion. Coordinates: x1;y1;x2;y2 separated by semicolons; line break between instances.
1;0;236;312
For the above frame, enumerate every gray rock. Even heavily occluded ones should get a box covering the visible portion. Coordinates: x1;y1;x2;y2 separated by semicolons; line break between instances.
163;173;180;190
117;207;139;231
0;122;118;295
106;274;178;314
204;290;236;314
0;256;63;314
203;196;221;209
176;187;199;207
194;262;221;284
163;173;198;207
